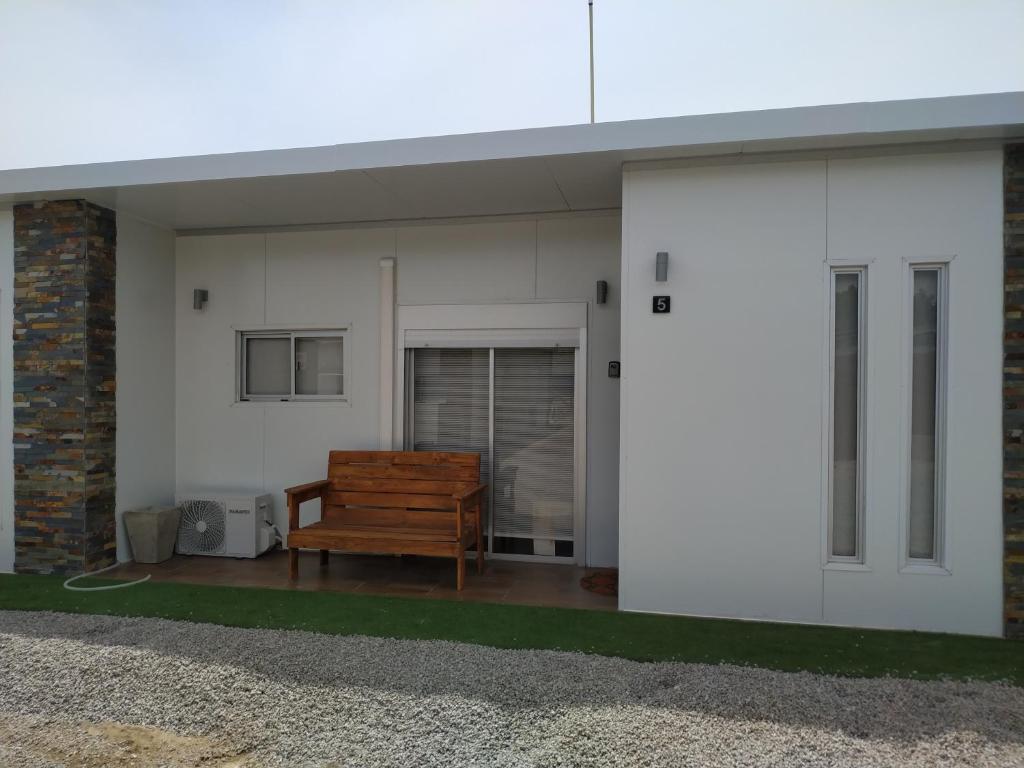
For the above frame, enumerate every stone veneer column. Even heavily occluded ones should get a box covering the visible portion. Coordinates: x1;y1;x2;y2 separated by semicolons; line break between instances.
13;200;116;575
1005;145;1024;638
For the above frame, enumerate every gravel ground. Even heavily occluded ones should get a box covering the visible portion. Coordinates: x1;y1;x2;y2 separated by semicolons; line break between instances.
0;611;1021;767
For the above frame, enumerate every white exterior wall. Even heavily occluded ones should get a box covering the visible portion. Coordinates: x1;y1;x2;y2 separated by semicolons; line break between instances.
0;208;13;572
175;214;621;566
820;152;1004;634
0;209;179;569
175;229;391;534
115;214;177;561
620;149;1004;636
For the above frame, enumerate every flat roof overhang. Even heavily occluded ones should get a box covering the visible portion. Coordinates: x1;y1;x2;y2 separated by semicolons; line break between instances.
1;91;1022;231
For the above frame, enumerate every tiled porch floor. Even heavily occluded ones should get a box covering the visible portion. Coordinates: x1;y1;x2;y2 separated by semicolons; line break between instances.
110;549;618;611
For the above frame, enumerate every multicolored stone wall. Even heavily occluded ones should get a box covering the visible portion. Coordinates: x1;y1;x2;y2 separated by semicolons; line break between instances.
1005;144;1024;639
13;200;116;575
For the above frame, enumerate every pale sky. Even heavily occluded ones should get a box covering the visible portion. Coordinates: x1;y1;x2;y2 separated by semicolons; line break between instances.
0;0;1022;170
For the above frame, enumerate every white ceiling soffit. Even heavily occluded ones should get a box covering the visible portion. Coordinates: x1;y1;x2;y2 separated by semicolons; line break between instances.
0;155;629;230
0;91;1021;231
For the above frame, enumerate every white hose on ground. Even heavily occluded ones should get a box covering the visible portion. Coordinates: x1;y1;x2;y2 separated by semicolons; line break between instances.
62;560;151;592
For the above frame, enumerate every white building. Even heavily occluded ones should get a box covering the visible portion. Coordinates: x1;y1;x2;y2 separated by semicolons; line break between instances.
1;92;1022;638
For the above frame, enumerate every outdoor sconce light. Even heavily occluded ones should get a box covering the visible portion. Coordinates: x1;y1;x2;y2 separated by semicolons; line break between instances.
596;280;608;305
655;251;669;282
193;288;209;310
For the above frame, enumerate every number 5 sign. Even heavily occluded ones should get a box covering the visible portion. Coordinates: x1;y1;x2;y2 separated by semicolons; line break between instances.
652;296;671;314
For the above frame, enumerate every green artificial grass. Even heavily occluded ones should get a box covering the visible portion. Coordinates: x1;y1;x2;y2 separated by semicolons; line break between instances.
0;573;1019;684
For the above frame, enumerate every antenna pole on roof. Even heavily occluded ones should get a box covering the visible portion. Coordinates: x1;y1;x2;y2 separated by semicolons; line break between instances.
588;0;595;123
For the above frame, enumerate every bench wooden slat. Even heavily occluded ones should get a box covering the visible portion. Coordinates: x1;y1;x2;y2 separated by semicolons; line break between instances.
328;491;458;511
324;506;458;530
325;477;474;495
288;533;460;558
294;523;457;542
328;463;479;482
329;450;478;466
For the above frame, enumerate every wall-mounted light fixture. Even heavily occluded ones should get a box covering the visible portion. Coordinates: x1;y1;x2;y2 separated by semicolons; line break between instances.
655;251;669;282
596;280;608;305
193;288;209;310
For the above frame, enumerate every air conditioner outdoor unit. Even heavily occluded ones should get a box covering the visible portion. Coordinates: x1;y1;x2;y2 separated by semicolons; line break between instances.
175;492;275;558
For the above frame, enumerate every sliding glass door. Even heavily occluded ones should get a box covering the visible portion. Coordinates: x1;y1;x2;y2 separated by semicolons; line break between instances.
406;346;578;561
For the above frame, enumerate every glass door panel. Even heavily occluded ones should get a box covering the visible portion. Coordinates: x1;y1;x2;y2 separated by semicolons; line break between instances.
492;348;576;558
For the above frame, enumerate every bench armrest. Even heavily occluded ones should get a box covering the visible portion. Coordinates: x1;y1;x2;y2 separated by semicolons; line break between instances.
284;478;330;501
284;479;330;530
453;483;487;506
453;483;486;543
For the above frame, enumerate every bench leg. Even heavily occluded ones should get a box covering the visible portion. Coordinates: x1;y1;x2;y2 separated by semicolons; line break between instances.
288;548;298;581
456;550;466;591
319;549;329;568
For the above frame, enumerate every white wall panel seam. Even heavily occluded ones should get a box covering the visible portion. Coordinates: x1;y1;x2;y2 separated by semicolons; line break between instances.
617;172;631;596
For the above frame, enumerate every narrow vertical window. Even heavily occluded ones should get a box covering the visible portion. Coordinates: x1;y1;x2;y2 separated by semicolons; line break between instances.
829;268;865;561
908;266;946;563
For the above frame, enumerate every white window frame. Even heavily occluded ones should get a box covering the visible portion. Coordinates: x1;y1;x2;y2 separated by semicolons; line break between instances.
823;264;868;567
900;257;952;574
237;328;349;403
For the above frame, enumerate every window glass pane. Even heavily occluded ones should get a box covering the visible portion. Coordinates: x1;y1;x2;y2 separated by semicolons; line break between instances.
295;337;344;396
831;272;860;559
245;337;290;396
909;269;940;560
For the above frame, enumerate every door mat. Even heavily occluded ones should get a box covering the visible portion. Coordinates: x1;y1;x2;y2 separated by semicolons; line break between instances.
580;571;618;597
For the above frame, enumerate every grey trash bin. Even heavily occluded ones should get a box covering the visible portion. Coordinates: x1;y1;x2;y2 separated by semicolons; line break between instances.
123;506;181;564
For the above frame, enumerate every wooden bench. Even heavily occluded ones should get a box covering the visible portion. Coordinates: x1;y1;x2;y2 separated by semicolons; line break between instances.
284;450;486;590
